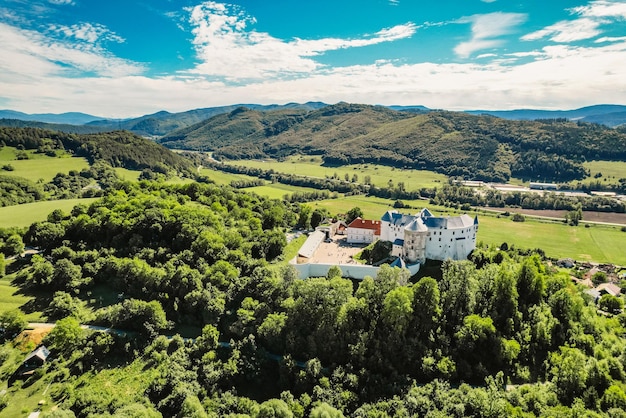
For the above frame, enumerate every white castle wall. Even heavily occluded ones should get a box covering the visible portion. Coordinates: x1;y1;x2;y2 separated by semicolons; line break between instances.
424;225;476;260
290;259;420;280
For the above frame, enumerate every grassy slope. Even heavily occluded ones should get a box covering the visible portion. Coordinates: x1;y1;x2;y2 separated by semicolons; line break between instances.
0;357;156;418
0;147;89;182
0;198;100;228
199;167;260;186
113;167;141;181
583;160;626;182
0;276;41;321
226;155;448;190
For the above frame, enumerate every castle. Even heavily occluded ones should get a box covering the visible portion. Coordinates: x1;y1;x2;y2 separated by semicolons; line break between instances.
347;208;478;264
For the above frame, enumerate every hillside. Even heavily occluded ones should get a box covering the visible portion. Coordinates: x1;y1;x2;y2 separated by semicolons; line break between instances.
0;127;195;176
88;102;327;137
0;110;102;124
0;118;110;134
466;104;626;126
2;181;626;417
159;103;626;182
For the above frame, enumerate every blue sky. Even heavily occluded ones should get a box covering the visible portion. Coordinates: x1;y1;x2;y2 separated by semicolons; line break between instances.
1;0;626;117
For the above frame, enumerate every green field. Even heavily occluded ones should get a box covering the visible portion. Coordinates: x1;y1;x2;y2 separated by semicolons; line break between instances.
0;276;41;321
244;183;328;199
0;198;100;228
226;155;448;190
113;167;142;181
0;147;90;182
583;160;626;182
199;167;260;186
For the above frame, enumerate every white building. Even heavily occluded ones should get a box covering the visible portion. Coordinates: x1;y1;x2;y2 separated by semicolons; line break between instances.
381;209;478;264
346;217;381;244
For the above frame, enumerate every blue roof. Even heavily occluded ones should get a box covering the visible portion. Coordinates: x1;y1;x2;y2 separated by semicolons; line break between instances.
390;257;407;269
424;217;446;228
393;238;404;246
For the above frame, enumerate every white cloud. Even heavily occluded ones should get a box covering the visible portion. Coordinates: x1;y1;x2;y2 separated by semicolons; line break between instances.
0;22;143;79
454;12;527;58
49;22;125;44
186;1;416;80
596;35;626;42
48;0;74;4
523;1;626;43
3;38;626;118
1;1;626;117
572;0;626;19
481;0;497;3
522;17;604;42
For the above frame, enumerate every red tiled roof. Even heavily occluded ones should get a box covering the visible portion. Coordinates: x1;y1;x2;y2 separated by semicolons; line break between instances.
347;217;381;235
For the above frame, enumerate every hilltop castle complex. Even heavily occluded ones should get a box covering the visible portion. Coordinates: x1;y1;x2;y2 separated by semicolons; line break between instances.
347;209;478;264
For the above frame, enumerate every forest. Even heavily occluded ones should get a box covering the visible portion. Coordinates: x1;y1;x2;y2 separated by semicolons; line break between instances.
2;180;626;417
158;103;626;182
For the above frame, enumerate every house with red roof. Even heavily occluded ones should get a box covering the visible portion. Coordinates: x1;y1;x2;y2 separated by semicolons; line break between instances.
346;217;381;244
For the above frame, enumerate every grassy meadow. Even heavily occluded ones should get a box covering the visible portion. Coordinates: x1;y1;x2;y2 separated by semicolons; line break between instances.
199;167;260;186
113;167;142;181
0;276;42;321
0;147;89;182
225;155;448;190
582;160;626;183
0;198;100;228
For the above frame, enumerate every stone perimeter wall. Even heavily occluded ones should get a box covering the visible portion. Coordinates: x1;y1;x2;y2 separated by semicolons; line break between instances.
290;259;420;280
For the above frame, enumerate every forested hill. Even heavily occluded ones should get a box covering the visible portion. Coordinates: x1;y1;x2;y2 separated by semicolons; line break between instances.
0;118;109;134
159;103;626;182
86;102;328;137
0;126;194;175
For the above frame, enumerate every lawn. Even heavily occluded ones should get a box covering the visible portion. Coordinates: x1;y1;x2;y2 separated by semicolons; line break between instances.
244;183;327;200
225;155;448;190
476;214;626;264
0;147;89;182
0;198;100;228
113;167;141;181
582;160;626;183
0;276;41;322
0;357;157;418
199;167;260;186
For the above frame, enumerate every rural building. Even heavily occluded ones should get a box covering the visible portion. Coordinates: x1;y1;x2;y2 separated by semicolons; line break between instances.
346;218;382;244
9;345;50;386
297;230;326;263
23;345;50;369
529;182;558;190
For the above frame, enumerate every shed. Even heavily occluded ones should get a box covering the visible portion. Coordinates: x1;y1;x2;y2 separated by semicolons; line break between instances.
23;346;50;369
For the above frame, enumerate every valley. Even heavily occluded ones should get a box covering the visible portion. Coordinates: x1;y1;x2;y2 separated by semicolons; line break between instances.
0;104;625;417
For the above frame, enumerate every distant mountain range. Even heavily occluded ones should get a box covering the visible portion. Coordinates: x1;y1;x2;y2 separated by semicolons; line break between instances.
0;110;104;125
465;104;626;127
84;102;328;137
1;103;625;138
